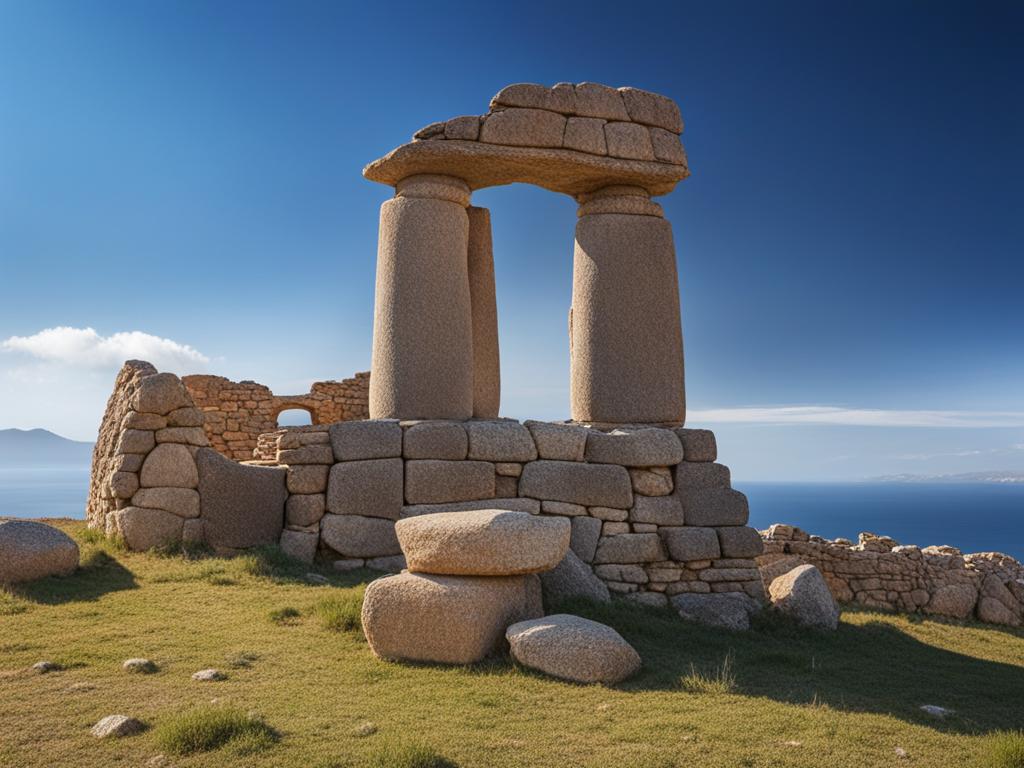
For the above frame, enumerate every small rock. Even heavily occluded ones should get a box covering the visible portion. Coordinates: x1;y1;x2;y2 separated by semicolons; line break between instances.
306;573;329;584
353;721;377;737
191;668;225;681
91;714;145;738
894;747;909;759
122;658;157;674
506;614;642;684
920;704;954;718
32;661;60;674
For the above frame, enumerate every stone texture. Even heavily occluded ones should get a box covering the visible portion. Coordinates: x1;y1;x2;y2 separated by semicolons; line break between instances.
154;427;208;446
506;614;640;683
630;495;684;526
167;406;204;427
366;554;407;572
769;564;840;630
604;122;655;161
570;515;602;563
277;445;334;465
286;494;326;527
445;115;481;140
191;669;225;681
542;500;586;516
116;429;155;455
674;461;730;489
133;372;191;415
181;519;204;545
131;487;200;519
402;497;540;517
0;521;79;583
91;715;144;739
122;658;156;674
571;213;684;424
574;82;630;121
361;571;542;664
495;462;523;477
675;428;717;461
672;592;762;631
584;428;683;467
926;584;978;619
660;526;720;562
467;206;501;419
139;444;198;489
563;117;607;155
330;420;402;461
718;526;763;558
321;514;400;558
402;421;468;460
396;509;569;576
369;191;473;420
287;464;330;494
109;471;139;499
326;459;404;519
649;126;687;165
540;549;610;604
977;575;1022;626
479;108;566;148
495;475;518;497
491;82;576;113
593;533;665;564
524;421;588;461
404;460;494;504
196;448;286;548
466;421;537;462
681;488;749;526
619;87;684;133
114;507;183;551
519;460;632;508
280;529;318;564
629;467;673;496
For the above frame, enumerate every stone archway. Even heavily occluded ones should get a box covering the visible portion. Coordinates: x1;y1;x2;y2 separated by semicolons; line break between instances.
363;82;689;426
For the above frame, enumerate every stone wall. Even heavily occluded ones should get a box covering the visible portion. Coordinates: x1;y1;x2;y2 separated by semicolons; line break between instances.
272;419;766;607
759;524;1024;627
181;372;370;461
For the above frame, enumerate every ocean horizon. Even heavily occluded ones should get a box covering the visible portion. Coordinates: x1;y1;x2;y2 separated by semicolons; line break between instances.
1;467;1020;560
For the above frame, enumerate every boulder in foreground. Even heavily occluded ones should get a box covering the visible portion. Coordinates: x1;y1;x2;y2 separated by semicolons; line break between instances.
506;614;641;684
0;520;79;583
769;564;840;630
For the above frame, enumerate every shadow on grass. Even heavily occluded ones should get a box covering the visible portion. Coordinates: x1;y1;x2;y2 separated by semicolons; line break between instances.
12;549;137;605
551;597;1024;734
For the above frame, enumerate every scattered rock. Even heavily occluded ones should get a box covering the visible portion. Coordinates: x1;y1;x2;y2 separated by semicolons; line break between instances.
920;704;954;719
91;714;145;738
353;721;378;737
122;658;157;674
0;520;79;583
506;614;641;684
32;660;60;674
769;564;840;630
191;669;225;681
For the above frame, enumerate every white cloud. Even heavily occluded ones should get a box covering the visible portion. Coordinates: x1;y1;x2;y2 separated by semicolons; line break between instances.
687;406;1024;428
1;326;209;373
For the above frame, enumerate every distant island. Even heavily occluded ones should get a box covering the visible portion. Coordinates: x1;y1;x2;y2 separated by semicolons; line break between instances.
869;470;1024;484
0;428;93;468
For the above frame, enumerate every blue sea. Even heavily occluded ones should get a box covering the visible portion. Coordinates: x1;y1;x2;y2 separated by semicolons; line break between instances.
1;468;1021;560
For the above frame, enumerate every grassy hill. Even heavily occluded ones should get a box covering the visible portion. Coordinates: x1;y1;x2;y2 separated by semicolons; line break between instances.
1;520;1023;768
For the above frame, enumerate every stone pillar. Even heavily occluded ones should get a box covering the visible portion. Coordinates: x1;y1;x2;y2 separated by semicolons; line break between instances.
570;185;685;425
467;206;500;419
369;174;474;420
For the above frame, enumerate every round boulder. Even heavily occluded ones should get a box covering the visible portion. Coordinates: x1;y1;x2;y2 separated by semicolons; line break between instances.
506;614;641;684
395;509;570;576
0;520;79;583
769;564;840;630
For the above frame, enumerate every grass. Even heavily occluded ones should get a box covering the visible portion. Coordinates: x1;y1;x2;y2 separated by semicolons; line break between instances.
1;520;1023;767
154;705;277;755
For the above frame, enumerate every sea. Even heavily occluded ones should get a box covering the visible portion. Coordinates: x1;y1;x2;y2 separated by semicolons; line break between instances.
1;468;1021;560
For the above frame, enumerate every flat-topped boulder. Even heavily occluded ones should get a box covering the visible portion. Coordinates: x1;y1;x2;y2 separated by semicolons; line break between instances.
0;520;79;583
396;509;570;576
506;614;641;684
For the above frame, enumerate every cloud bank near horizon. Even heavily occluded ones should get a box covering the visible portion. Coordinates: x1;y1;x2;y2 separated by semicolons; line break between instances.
1;326;209;373
688;406;1024;428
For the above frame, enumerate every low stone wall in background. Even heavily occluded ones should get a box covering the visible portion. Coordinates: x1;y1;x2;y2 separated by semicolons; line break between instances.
758;524;1024;627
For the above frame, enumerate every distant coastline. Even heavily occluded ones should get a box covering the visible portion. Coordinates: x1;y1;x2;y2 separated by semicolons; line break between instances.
867;470;1024;484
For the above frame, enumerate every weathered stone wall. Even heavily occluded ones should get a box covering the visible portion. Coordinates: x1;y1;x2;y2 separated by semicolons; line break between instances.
272;420;765;607
181;372;370;461
759;524;1024;627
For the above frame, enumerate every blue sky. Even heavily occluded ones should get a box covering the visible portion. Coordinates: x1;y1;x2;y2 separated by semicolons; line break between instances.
1;0;1021;480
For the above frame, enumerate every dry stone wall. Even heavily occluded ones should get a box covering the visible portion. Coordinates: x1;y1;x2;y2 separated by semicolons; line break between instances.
274;419;766;607
759;524;1024;627
182;372;369;460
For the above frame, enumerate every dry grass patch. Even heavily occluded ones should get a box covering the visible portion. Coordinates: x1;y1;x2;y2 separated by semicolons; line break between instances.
154;705;277;756
983;730;1024;768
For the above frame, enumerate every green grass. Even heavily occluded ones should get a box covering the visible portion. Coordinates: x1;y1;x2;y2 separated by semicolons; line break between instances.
1;520;1023;767
154;705;277;755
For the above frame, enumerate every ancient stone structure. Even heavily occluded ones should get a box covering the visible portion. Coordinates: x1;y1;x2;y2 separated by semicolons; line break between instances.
364;82;689;425
759;524;1024;627
182;372;369;460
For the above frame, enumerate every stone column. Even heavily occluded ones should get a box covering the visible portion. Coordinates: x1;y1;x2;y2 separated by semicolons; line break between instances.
467;206;500;419
369;174;474;420
570;185;685;425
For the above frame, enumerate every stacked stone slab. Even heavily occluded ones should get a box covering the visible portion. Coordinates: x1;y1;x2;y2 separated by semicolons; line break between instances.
361;509;566;664
759;524;1024;627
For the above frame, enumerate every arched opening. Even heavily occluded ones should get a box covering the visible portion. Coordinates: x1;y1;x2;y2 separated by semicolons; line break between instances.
276;407;313;427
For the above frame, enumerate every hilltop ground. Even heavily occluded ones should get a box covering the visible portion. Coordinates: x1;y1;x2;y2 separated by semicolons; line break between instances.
1;520;1023;768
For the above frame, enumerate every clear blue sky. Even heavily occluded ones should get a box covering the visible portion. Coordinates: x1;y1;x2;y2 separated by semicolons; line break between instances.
1;0;1022;480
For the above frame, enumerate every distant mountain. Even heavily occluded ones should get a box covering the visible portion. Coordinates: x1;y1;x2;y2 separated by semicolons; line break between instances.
869;470;1024;484
0;429;94;468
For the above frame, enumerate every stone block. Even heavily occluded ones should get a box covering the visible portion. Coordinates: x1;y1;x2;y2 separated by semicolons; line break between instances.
280;529;317;564
196;448;286;548
330;420;402;461
594;563;648;583
114;506;183;551
563;117;607;155
602;521;630;536
445;115;481;140
630;496;684;526
479;107;566;148
604;122;655;161
574;82;630;121
321;514;400;558
123;412;166;430
131;487;200;519
133;373;191;415
287;464;329;494
540;549;610;603
327;459;404;520
495;475;518;497
109;471;139;499
286;494;326;527
491;82;575;113
675;428;717;461
519;460;633;508
618;87;683;133
629;467;673;496
584;428;683;467
589;506;628;521
495;462;522;477
402;421;467;460
155;427;208;446
466;420;537;462
182;518;204;545
524;421;587;461
649;126;687;165
717;526;764;558
570;515;602;563
401;497;540;518
404;460;494;505
167;406;204;427
542;500;586;517
674;461;730;490
660;526;720;561
592;533;665;564
278;445;334;465
672;593;761;631
681;488;749;526
139;444;198;489
116;429;155;455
